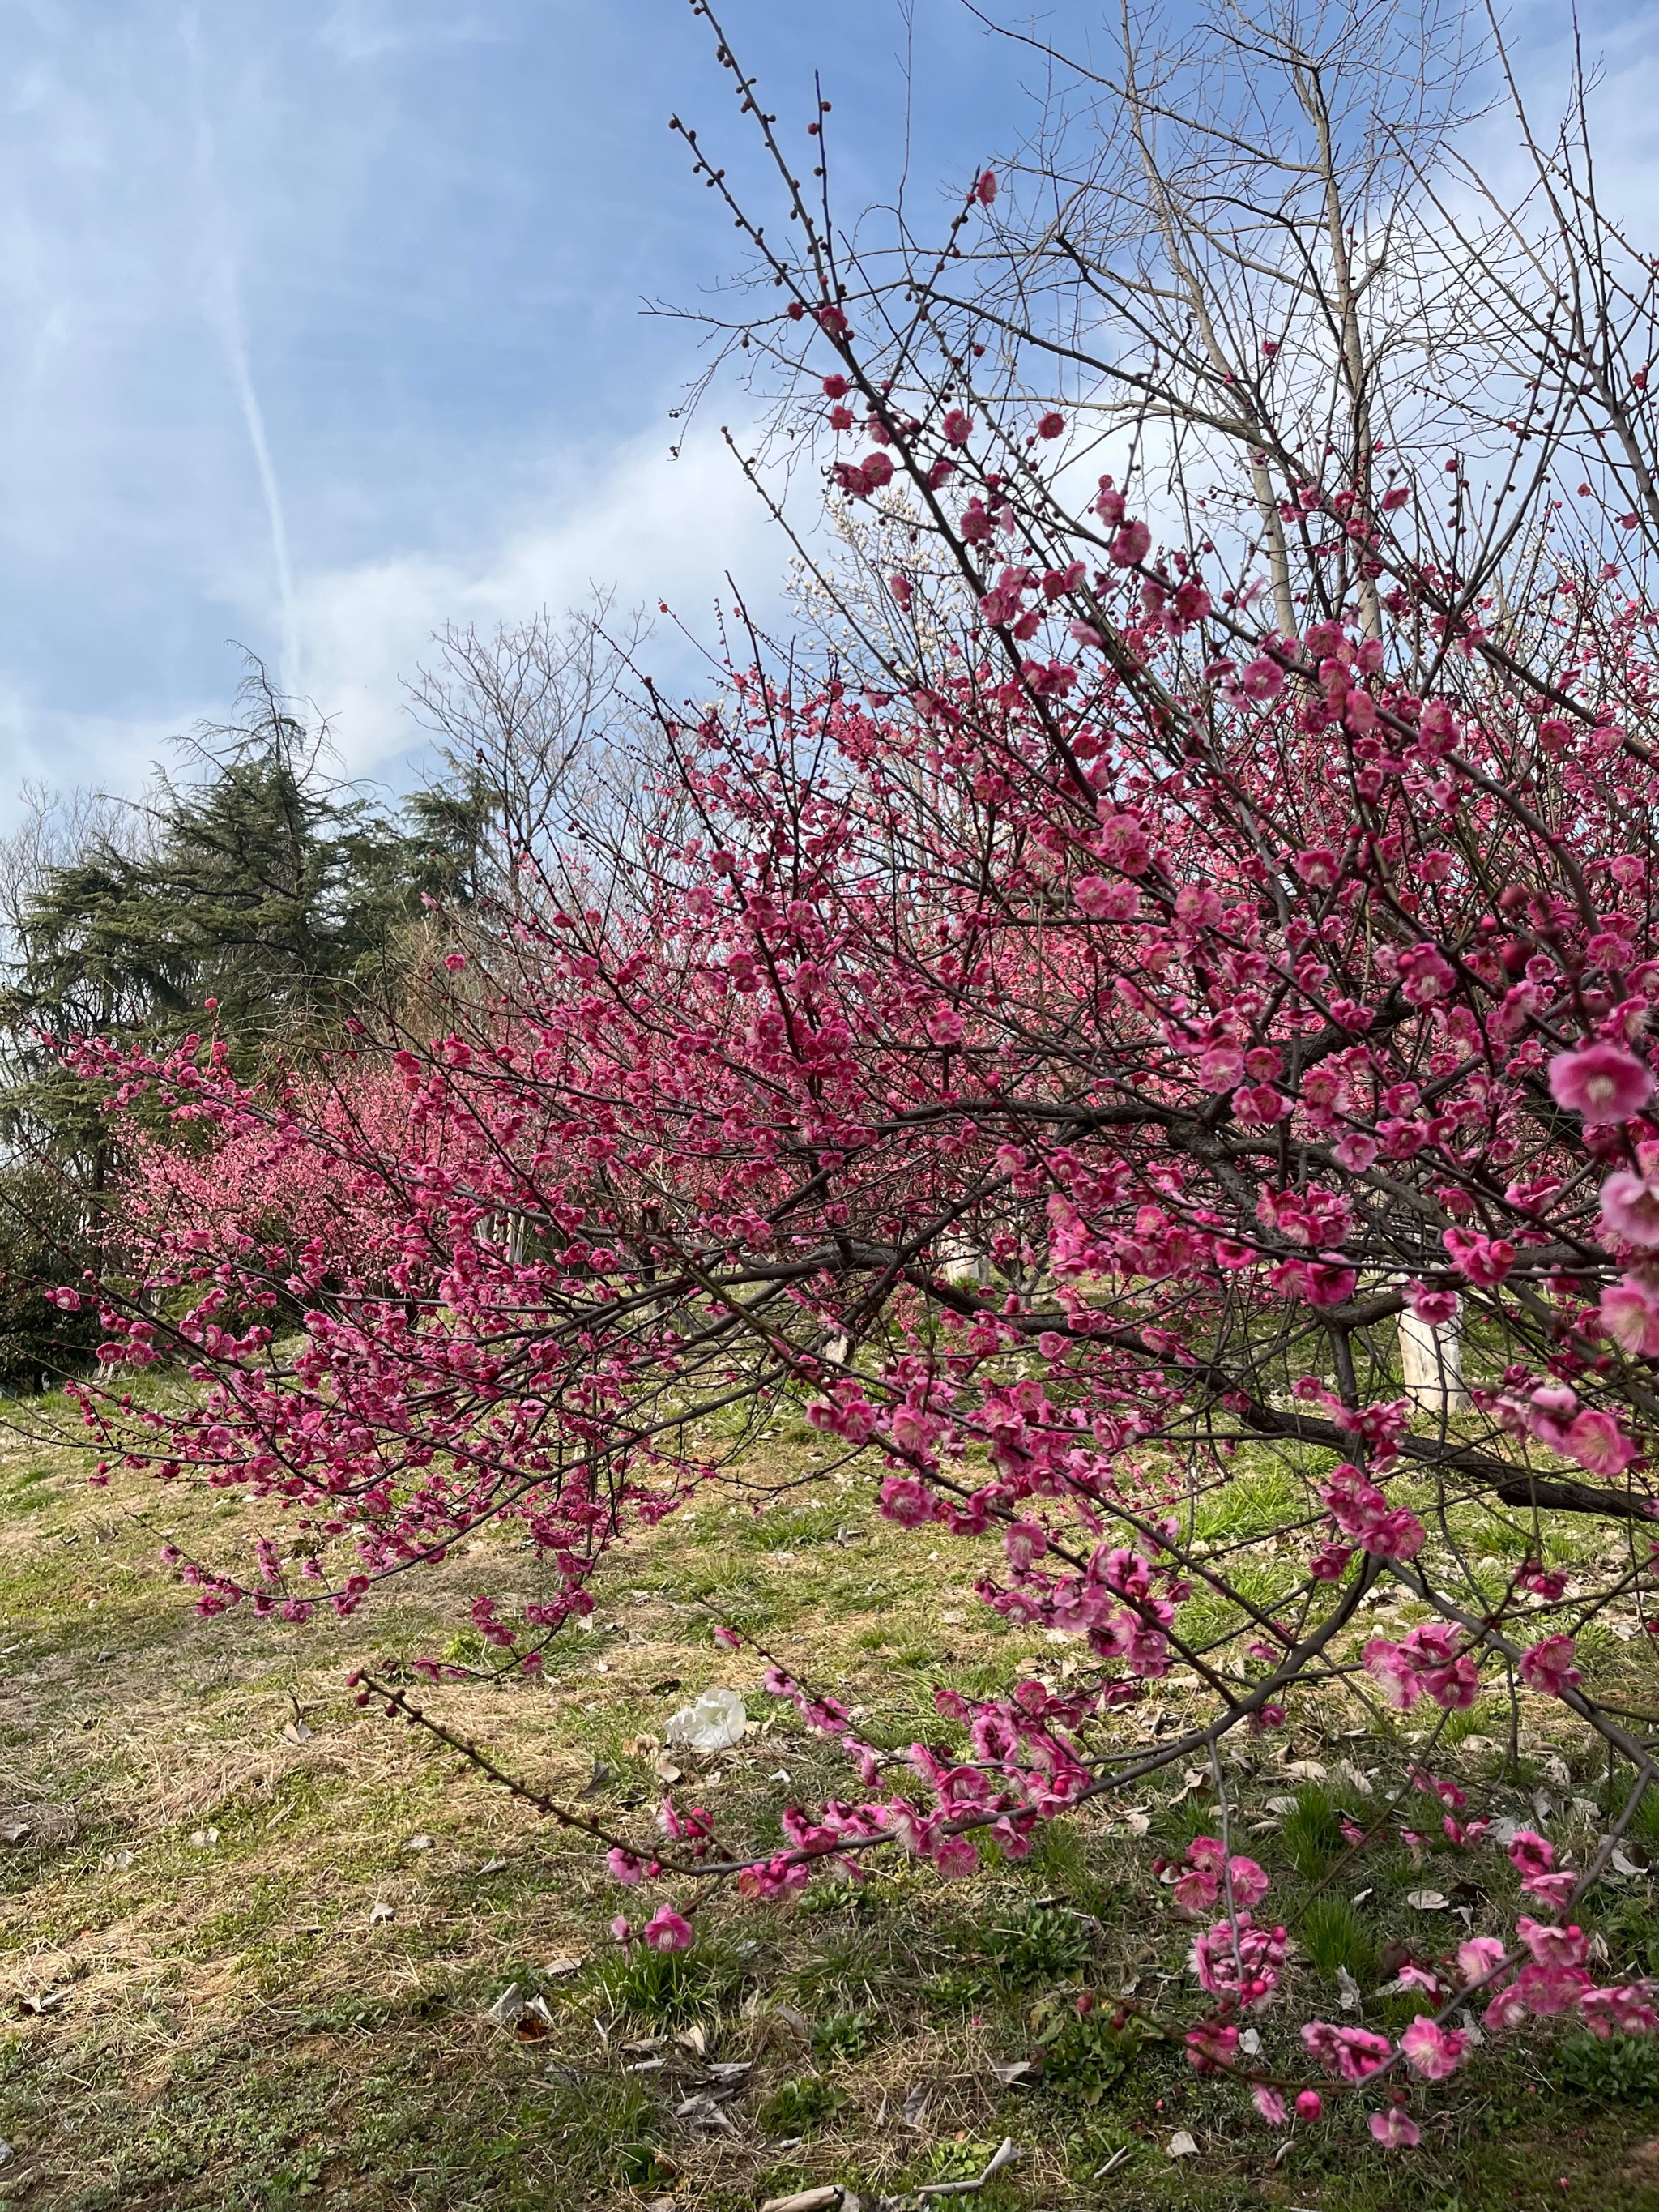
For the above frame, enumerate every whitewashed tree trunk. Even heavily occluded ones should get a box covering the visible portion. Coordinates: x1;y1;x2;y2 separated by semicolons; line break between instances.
938;1232;991;1289
1398;1298;1468;1417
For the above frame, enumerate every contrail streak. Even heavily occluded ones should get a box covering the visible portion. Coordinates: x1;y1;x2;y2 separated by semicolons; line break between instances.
181;9;300;697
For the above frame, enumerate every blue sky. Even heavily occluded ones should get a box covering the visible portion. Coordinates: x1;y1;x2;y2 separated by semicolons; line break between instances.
0;0;1655;810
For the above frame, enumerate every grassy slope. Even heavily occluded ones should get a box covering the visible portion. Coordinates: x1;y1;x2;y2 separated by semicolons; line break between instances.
2;1409;1659;2210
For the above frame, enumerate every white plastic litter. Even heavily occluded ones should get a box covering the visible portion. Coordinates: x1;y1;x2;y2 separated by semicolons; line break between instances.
664;1687;748;1752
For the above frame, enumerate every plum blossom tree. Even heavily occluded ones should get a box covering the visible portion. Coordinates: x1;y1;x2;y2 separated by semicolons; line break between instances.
36;0;1659;2146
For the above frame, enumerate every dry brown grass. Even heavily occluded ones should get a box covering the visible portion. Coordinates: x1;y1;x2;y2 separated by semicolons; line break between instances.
2;1411;1658;2210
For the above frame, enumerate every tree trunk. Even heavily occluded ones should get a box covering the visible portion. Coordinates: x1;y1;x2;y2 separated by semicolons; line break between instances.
1398;1299;1468;1417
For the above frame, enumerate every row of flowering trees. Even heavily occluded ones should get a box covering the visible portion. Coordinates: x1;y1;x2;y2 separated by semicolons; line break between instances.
39;0;1659;2150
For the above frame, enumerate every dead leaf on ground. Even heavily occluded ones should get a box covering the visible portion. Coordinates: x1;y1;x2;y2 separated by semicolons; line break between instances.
543;1954;584;1977
1406;1889;1450;1911
900;2082;930;2129
673;2090;736;2129
751;2001;810;2048
484;1982;555;2039
1167;2129;1200;2158
988;2056;1035;2086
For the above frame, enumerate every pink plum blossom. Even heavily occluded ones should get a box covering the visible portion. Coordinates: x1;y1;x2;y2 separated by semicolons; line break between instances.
1401;2015;1469;2079
1513;1960;1593;2015
642;1907;694;1951
1363;1637;1425;1708
1580;1984;1659;2036
1190;1915;1288;2009
1239;655;1286;701
1601;1162;1659;1248
1456;1936;1508;1986
1507;1829;1555;1880
1601;1270;1659;1355
1548;1043;1653;1125
1563;1407;1637;1475
932;1835;979;1878
1301;2021;1392;2082
1369;2107;1422;2149
1516;1917;1588;1971
1519;1635;1581;1699
1185;2021;1239;2072
1109;519;1152;566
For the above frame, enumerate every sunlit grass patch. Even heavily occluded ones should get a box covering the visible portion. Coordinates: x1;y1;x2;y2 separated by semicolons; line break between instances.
2;1430;1658;2209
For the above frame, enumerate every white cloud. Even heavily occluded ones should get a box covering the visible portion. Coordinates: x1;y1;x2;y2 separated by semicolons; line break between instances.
320;0;505;65
292;413;787;775
0;694;215;811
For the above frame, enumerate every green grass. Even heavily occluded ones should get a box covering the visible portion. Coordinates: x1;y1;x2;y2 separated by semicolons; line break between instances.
2;1411;1659;2209
1299;1894;1380;1988
1281;1783;1346;1880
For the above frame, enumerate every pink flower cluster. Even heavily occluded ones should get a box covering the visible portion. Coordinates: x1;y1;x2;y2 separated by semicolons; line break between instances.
1189;1914;1289;2010
1171;1835;1270;1917
1362;1624;1479;1710
1320;1461;1426;1563
50;66;1659;2166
